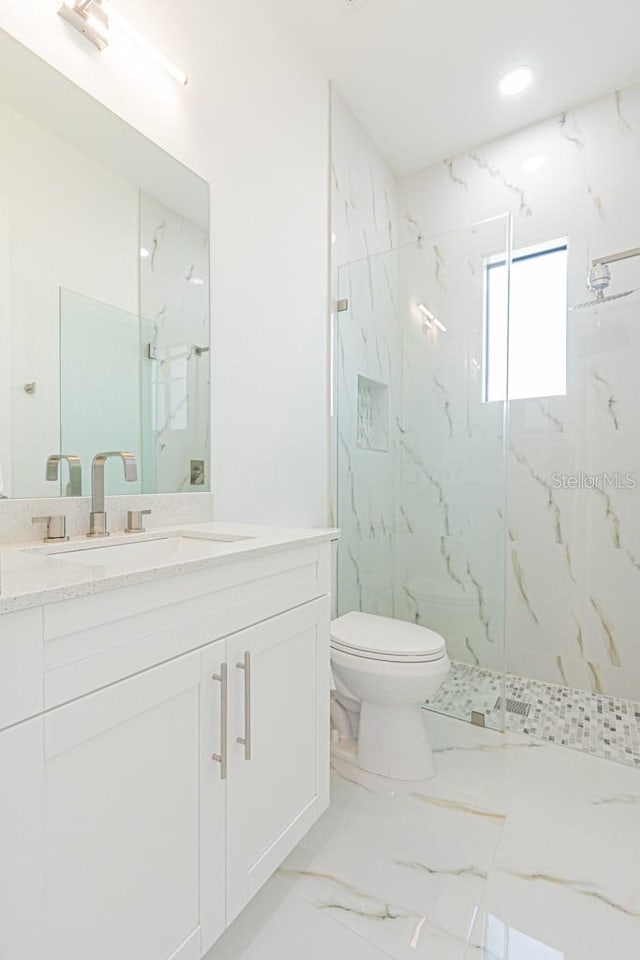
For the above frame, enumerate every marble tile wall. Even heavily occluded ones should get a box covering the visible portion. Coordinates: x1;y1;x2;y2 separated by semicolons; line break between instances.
394;221;509;672
331;94;400;616
399;81;640;700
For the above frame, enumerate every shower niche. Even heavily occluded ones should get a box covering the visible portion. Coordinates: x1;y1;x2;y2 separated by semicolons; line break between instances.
356;375;389;452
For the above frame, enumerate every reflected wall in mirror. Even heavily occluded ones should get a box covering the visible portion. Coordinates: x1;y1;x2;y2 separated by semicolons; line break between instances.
0;29;210;499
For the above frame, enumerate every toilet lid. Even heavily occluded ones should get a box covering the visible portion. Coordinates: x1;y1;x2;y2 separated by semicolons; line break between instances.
330;612;446;661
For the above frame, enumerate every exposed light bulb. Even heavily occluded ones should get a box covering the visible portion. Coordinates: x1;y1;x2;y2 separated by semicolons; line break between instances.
140;247;150;258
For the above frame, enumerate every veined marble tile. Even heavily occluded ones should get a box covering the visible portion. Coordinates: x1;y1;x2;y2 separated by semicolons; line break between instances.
493;744;640;892
420;714;534;816
274;715;531;960
206;871;393;960
466;745;640;959
465;866;640;959
213;711;640;960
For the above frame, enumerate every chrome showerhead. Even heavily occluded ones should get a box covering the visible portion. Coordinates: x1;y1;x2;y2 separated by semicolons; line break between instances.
571;288;636;310
570;262;636;310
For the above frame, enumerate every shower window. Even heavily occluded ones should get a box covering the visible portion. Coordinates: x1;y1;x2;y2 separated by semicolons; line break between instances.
484;239;568;401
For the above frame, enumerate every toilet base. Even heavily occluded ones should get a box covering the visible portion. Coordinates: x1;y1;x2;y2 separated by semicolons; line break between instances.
331;701;436;782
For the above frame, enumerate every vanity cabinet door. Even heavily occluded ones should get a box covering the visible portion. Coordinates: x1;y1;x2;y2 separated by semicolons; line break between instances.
0;717;45;960
225;597;331;924
42;653;203;960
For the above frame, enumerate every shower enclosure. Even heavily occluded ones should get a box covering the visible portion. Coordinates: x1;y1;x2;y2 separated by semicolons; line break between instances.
336;204;640;764
335;216;511;731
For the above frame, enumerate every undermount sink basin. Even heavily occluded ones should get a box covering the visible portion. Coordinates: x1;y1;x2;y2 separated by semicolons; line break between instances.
49;533;252;573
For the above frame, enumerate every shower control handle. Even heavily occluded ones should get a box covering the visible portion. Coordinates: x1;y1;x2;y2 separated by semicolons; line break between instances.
124;509;152;534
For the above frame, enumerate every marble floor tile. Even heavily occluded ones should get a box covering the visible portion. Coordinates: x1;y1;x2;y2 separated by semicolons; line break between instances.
465;865;640;960
279;771;496;958
492;745;640;915
465;743;640;959
208;871;394;959
208;713;640;960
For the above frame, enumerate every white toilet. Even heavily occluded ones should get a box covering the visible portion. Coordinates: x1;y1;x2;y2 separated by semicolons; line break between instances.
330;612;450;781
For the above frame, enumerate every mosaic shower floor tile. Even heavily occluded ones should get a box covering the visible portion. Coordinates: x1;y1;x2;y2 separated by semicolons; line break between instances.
427;660;640;767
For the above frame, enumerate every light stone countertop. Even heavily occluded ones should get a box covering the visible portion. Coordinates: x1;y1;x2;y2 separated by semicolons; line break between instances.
0;522;339;614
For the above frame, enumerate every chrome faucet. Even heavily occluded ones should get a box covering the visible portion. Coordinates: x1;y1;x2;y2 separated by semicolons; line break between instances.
46;454;82;497
87;451;138;538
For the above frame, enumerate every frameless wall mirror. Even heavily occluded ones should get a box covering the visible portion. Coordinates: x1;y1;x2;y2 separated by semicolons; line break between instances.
0;29;210;499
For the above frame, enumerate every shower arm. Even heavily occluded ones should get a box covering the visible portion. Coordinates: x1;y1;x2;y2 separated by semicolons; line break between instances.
592;246;640;268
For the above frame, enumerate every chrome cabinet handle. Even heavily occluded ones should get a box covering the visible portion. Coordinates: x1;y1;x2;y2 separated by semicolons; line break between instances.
236;651;252;761
211;663;228;779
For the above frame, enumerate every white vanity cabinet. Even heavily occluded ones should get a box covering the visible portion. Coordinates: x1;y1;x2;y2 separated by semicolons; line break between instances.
0;538;332;960
200;598;331;950
1;655;205;960
46;654;205;960
224;600;330;926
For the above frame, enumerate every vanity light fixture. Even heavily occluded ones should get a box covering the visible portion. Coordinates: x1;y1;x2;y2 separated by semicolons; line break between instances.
499;66;533;98
417;302;447;333
59;0;109;49
58;0;188;85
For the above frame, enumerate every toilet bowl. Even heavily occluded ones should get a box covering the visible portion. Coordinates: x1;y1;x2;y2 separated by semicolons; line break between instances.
330;612;450;781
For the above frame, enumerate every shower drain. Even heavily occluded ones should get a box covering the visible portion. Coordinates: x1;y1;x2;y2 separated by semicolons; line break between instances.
495;696;532;717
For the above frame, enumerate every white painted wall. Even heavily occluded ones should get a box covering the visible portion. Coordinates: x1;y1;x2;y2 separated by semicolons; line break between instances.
0;0;330;525
0;99;139;499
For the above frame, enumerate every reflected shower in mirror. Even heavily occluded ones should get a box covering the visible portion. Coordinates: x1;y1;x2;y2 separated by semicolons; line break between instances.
0;28;210;499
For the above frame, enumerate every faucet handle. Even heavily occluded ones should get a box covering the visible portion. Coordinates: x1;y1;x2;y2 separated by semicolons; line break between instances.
32;515;69;542
87;512;109;538
125;509;152;534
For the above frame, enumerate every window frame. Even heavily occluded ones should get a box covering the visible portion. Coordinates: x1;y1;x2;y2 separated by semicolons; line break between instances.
483;238;569;403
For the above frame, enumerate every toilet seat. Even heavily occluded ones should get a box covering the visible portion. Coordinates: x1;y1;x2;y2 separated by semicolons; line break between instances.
331;612;446;663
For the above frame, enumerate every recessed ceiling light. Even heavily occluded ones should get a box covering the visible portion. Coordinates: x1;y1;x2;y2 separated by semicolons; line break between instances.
499;67;533;98
522;154;546;173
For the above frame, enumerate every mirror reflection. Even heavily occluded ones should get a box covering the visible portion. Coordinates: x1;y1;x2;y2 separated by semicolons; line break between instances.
0;30;210;499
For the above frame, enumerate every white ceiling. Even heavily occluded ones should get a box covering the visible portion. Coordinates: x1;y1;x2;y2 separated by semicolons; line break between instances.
274;0;640;176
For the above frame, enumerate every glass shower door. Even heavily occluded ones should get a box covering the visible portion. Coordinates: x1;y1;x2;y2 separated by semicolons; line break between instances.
335;216;511;731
